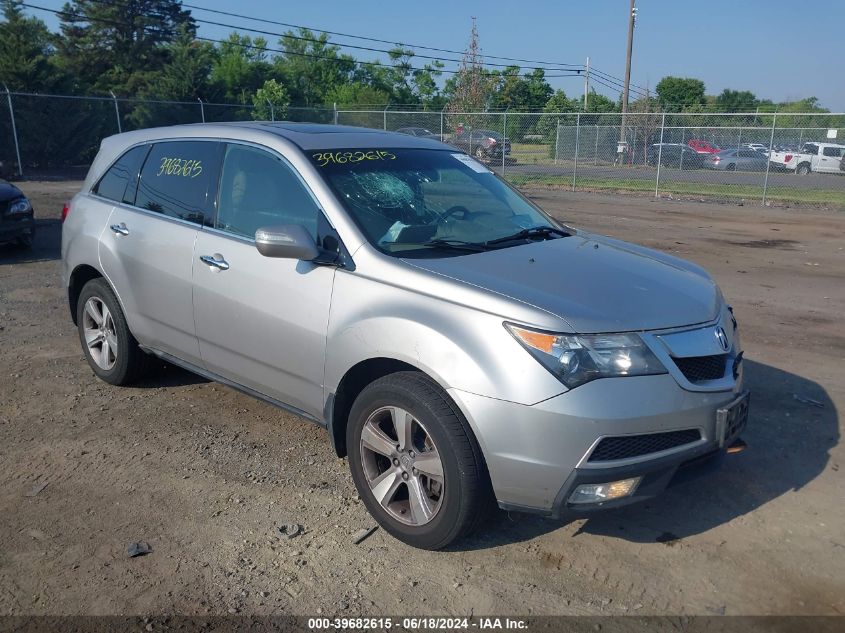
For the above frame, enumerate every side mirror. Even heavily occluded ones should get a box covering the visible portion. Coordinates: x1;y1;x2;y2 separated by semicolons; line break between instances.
255;224;320;261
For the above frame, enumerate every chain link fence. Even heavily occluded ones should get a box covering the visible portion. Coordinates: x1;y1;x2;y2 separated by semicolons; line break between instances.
2;91;843;209
338;108;845;208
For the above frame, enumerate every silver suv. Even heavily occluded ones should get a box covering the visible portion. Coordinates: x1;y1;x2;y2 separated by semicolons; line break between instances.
61;123;749;550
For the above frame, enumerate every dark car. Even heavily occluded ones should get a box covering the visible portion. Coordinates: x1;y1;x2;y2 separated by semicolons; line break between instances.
646;144;705;169
395;127;440;140
0;179;35;248
450;129;511;161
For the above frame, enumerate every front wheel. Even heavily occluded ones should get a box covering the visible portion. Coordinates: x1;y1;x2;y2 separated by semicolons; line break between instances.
347;372;491;550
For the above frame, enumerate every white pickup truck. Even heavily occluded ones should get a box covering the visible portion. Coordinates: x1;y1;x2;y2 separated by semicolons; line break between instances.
768;142;845;174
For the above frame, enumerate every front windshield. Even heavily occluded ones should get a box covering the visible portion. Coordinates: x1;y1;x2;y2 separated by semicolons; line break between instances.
310;148;561;257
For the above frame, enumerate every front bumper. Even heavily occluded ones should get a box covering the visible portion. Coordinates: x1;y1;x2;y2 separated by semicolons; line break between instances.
0;213;35;241
448;373;747;516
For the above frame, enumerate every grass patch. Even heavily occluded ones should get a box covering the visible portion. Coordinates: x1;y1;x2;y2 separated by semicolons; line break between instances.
507;174;845;207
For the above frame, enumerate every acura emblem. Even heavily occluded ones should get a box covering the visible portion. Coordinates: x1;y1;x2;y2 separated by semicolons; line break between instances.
715;326;730;352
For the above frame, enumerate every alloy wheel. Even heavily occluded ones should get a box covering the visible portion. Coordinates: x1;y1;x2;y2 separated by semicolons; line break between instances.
82;296;118;370
359;406;444;526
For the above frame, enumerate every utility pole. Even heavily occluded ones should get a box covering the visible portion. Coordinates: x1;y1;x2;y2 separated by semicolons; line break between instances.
583;56;590;111
618;0;637;162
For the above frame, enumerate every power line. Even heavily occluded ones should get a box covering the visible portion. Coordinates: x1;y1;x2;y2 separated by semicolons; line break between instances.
25;2;584;78
179;1;587;70
59;0;588;75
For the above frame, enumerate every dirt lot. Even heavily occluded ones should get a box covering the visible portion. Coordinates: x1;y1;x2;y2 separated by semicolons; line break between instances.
1;182;843;617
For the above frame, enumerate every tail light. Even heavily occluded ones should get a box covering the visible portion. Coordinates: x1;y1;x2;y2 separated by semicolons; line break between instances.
785;154;793;162
711;156;720;163
61;201;70;223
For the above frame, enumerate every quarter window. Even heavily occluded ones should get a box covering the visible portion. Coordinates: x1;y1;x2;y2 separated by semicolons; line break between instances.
135;141;218;225
93;145;149;204
216;144;319;239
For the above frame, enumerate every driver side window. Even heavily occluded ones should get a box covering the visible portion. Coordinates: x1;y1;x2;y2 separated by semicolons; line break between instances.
216;144;319;240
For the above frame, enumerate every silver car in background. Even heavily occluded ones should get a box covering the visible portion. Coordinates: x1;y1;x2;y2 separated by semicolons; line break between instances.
705;148;769;171
61;123;749;549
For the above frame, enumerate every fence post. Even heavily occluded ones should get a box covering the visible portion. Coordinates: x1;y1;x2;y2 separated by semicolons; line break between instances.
594;124;599;165
3;84;22;177
333;102;338;125
762;113;777;206
109;91;122;133
654;112;666;198
502;108;508;175
198;97;205;123
554;118;560;165
383;103;389;130
440;105;445;141
572;113;580;192
266;99;274;122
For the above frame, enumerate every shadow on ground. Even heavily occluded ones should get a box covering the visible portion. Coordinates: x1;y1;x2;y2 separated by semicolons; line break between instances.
0;219;61;265
453;358;837;550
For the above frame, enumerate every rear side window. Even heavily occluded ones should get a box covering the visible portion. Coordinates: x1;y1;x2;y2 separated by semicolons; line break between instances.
135;141;219;225
93;145;149;204
822;146;843;157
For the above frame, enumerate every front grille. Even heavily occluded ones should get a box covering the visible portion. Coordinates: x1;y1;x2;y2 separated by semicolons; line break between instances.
673;354;727;382
588;429;702;462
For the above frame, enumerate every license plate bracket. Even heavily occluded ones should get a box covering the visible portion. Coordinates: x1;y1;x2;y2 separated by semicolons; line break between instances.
716;391;750;447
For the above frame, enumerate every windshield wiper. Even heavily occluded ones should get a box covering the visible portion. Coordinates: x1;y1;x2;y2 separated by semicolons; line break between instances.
484;226;571;246
421;238;490;252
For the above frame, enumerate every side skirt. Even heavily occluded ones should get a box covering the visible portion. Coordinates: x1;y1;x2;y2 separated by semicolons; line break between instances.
141;347;327;429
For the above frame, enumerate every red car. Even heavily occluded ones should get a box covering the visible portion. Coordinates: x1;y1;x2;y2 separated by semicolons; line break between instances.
687;139;721;154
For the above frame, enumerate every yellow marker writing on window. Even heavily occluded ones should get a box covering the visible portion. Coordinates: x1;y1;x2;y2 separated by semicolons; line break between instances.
312;150;395;167
156;157;203;178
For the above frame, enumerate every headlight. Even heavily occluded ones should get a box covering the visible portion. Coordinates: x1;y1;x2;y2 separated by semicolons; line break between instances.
506;324;667;389
8;197;32;215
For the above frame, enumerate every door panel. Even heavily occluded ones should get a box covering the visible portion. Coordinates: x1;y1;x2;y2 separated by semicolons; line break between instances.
99;208;201;364
193;232;335;417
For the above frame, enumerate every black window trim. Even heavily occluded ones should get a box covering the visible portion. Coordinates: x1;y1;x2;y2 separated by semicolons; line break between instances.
91;142;151;204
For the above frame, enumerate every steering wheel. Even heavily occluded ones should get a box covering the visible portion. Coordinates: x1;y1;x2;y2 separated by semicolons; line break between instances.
441;205;473;221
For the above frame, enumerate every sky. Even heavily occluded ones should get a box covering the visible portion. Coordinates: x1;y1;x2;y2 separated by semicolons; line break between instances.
28;0;845;111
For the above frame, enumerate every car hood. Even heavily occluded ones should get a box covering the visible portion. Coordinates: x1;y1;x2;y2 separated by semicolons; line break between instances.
404;231;720;333
0;180;22;201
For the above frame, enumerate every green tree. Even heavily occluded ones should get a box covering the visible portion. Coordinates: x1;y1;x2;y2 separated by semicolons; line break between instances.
535;89;577;140
55;0;195;93
0;0;64;91
325;82;389;108
252;78;289;120
655;76;706;111
275;29;355;106
714;89;758;112
211;32;273;104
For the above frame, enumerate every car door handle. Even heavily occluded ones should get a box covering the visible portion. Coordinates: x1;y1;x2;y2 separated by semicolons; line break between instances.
110;223;129;236
199;254;230;271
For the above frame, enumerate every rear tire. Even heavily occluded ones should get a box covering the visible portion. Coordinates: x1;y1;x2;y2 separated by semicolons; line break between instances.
726;163;736;171
796;163;811;175
76;278;151;385
347;371;492;550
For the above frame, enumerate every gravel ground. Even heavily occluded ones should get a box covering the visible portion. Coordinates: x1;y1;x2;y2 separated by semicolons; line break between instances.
0;182;843;617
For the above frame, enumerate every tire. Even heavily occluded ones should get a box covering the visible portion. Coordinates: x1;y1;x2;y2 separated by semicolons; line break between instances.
474;147;486;161
346;371;491;550
796;163;811;175
16;226;35;249
76;278;151;385
726;163;736;172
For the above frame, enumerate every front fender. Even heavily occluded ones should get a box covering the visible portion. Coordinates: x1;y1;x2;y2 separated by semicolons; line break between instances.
324;270;566;407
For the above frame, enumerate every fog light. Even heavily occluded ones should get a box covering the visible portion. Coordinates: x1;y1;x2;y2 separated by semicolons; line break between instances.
568;477;642;505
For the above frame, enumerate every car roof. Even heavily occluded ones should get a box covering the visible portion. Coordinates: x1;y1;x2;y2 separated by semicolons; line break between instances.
113;121;451;152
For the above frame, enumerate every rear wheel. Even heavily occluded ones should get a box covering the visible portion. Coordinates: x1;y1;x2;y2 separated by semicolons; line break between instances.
474;147;486;161
347;372;491;550
726;163;736;171
796;163;811;175
76;278;151;385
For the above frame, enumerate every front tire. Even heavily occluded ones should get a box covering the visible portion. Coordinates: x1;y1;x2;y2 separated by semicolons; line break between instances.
76;278;151;385
347;372;491;550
